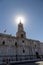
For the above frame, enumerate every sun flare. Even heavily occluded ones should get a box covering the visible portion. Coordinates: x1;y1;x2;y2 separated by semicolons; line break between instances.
15;16;25;24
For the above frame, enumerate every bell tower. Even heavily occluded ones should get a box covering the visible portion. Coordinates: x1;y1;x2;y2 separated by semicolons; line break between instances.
16;21;26;38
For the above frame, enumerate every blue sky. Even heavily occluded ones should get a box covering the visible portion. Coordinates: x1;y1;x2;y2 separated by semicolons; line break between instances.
0;0;43;42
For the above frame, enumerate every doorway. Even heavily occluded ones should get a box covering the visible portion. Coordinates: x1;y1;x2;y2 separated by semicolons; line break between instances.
36;52;40;59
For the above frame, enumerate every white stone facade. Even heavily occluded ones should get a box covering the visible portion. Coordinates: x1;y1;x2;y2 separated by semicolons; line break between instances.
0;22;43;63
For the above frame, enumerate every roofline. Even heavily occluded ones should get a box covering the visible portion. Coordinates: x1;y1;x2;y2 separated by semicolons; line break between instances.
0;33;16;39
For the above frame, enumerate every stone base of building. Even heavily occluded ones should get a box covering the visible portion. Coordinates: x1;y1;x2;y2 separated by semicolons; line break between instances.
0;55;43;64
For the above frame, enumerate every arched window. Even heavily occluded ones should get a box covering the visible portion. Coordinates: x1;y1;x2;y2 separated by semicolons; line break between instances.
2;41;5;45
22;40;24;43
15;42;17;47
23;49;25;53
35;44;36;48
21;34;23;38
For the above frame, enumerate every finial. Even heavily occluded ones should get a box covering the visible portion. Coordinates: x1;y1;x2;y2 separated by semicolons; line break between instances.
20;19;22;24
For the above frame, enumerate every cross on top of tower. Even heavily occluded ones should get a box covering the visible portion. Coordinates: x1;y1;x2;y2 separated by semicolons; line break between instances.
19;20;22;24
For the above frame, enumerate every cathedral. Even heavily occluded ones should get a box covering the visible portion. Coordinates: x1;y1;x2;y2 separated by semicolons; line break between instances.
0;22;43;64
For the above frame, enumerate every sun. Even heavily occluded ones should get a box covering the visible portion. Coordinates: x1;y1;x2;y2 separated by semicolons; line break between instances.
15;16;25;24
